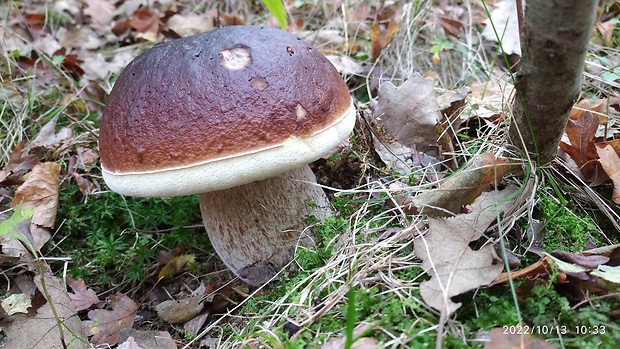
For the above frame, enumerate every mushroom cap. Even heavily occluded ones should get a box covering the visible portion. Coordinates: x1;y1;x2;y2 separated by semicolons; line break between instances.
99;25;355;197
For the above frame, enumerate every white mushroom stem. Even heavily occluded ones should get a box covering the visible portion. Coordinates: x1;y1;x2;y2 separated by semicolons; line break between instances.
199;165;331;286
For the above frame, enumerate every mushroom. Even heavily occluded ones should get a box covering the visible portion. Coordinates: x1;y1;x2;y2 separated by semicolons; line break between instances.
98;25;356;286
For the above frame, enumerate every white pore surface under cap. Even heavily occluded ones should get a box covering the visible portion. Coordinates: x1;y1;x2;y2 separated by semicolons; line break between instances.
102;101;356;197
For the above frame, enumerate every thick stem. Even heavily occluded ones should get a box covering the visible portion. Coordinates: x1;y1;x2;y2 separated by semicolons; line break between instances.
199;165;331;285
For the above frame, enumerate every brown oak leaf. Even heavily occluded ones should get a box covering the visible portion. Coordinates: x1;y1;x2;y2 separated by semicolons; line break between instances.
414;186;517;314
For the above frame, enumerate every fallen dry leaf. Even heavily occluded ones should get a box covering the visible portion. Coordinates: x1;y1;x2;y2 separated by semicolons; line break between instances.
117;336;144;349
1;293;31;315
415;186;517;314
558;96;620;186
560;110;600;180
75;147;100;170
219;12;246;26
73;172;97;195
118;329;177;349
166;12;215;37
84;0;115;31
158;253;195;280
596;19;616;46
130;8;162;35
10;12;49;37
372;74;442;156
56;25;105;50
569;97;610;121
12;162;60;229
321;322;377;349
2;273;88;348
551;250;610;269
370;19;400;62
495;248;620;304
81;50;136;82
16;51;57;84
483;328;556;349
33;32;62;56
59;51;85;79
596;144;620;203
84;292;138;346
482;0;521;55
67;276;99;311
438;16;464;37
325;55;364;76
411;153;521;216
372;134;440;177
0;141;39;186
156;295;205;324
184;311;210;335
28;119;72;149
546;252;619;287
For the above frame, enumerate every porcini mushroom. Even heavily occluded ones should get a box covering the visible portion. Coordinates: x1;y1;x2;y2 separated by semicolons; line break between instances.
98;25;356;286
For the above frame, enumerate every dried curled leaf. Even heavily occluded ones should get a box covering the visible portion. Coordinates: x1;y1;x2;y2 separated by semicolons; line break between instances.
372;74;442;156
0;141;40;186
414;186;517;315
411;153;521;217
2;273;87;348
12;162;60;229
560;111;600;181
158;254;195;280
156;295;205;324
596;144;620;203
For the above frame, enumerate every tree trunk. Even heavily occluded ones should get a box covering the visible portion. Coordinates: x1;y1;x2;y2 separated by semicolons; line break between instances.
508;0;598;164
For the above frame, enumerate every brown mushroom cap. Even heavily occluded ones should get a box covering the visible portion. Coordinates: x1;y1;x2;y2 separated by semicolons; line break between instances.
99;25;355;197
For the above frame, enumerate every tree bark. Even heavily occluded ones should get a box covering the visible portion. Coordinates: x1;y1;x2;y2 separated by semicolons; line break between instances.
508;0;598;164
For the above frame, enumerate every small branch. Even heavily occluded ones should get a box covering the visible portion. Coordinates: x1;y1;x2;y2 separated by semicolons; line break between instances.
515;0;524;37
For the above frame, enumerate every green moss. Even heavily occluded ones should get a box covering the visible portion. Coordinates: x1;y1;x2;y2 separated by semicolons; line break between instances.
459;283;620;348
536;196;601;252
52;184;205;287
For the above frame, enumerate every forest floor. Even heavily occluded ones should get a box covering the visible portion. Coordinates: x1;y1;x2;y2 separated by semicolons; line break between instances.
1;0;620;348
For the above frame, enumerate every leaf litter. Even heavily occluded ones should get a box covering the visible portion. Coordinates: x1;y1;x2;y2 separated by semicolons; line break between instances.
84;292;139;346
414;184;519;315
2;273;88;349
2;0;620;347
66;276;99;312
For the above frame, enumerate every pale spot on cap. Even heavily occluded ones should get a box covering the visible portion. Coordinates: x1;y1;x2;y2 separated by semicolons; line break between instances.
250;77;269;91
296;103;307;121
221;45;252;71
